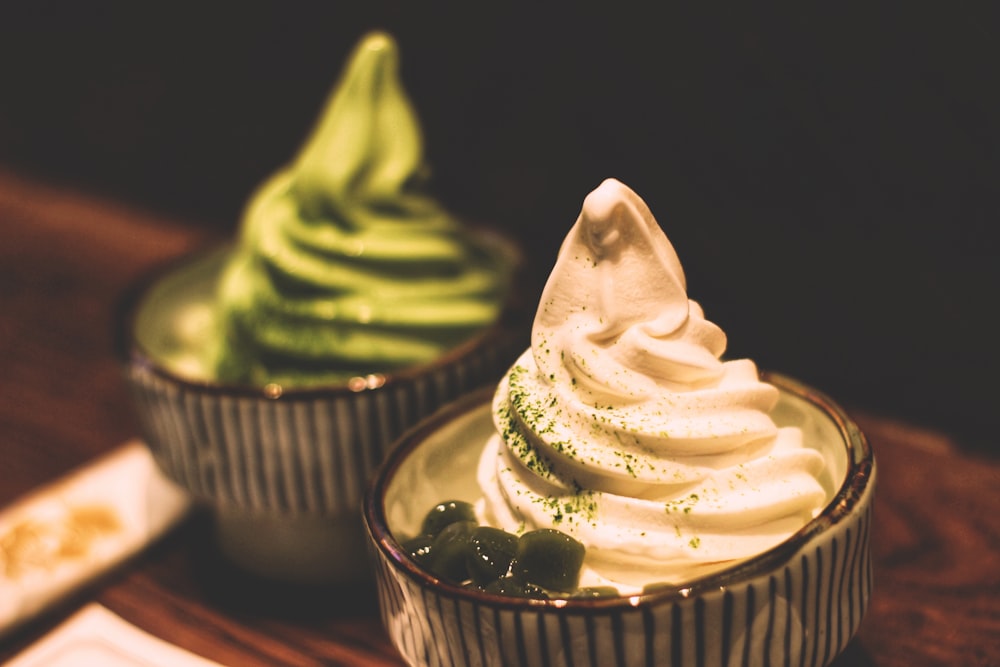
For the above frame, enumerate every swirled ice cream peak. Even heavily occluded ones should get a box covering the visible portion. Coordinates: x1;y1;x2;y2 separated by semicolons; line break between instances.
477;178;827;588
292;31;429;221
209;32;514;387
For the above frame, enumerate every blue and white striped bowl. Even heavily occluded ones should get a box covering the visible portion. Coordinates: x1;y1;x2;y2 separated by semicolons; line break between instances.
363;373;875;667
118;241;526;583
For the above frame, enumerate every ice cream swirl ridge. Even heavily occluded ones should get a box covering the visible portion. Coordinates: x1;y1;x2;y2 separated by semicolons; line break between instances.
211;32;513;386
477;178;827;588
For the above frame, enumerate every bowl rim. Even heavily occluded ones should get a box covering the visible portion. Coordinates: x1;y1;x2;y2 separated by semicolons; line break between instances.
114;235;527;401
363;370;875;610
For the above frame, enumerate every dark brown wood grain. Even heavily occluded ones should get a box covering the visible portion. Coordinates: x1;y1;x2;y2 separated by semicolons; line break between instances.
1;168;997;666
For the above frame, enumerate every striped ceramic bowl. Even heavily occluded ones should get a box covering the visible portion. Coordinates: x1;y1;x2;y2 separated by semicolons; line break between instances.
363;373;875;667
118;240;526;584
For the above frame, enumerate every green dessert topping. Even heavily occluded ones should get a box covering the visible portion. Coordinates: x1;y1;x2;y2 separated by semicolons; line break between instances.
512;528;585;593
466;526;518;585
420;500;478;537
402;500;617;599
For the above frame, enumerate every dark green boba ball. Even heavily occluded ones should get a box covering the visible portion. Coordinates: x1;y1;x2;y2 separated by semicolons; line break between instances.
466;526;518;585
426;519;476;584
420;500;477;537
513;529;585;593
401;534;435;566
481;577;549;599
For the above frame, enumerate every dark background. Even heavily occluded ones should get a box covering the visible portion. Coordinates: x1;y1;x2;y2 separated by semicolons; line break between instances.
1;3;997;450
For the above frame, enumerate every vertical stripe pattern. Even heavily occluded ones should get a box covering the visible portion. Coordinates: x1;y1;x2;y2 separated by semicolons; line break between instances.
370;502;873;667
363;371;876;667
123;336;514;515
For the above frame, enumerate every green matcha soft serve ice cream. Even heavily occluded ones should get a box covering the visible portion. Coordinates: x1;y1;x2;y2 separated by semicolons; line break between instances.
208;31;514;387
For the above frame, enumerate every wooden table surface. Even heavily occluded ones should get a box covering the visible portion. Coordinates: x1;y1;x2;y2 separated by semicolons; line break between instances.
1;167;997;666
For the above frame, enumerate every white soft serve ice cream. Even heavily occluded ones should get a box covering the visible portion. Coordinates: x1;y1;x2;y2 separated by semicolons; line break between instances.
476;178;827;590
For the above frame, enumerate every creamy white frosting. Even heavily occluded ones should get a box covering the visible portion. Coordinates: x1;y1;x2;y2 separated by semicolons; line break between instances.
476;179;827;589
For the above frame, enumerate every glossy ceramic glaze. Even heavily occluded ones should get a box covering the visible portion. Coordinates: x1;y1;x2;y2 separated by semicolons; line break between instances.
364;373;875;667
118;239;525;584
